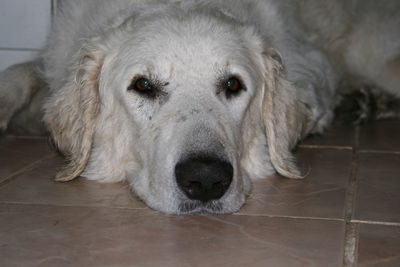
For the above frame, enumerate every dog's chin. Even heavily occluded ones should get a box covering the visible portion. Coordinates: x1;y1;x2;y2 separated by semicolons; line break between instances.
176;199;244;215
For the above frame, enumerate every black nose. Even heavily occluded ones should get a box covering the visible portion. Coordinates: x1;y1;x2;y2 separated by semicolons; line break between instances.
175;155;233;202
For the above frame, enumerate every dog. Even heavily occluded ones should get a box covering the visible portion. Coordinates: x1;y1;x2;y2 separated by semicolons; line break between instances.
0;0;399;214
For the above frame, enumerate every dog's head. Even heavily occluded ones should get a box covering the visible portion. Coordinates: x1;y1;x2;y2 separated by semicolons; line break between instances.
45;4;310;214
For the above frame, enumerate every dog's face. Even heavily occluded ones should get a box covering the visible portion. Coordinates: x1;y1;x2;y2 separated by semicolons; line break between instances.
97;13;269;214
47;7;309;215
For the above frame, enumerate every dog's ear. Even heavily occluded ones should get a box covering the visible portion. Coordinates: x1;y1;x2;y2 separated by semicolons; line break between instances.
44;39;106;182
262;49;311;179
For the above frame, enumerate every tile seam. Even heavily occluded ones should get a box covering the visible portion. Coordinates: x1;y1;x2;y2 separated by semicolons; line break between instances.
4;135;47;140
0;47;41;52
343;223;359;266
358;149;400;155
0;202;346;221
51;0;58;23
234;212;345;222
0;155;54;187
342;125;361;267
298;144;352;150
351;219;400;227
0;201;149;211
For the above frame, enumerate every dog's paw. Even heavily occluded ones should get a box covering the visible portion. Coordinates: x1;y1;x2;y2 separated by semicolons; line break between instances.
0;80;27;133
0;121;7;133
0;105;14;133
335;86;400;124
335;87;373;124
0;94;18;133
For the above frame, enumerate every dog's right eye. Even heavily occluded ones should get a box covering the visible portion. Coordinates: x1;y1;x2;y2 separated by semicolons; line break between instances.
128;77;157;97
221;76;246;99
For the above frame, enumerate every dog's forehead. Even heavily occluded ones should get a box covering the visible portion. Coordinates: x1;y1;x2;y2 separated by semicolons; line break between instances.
123;14;248;76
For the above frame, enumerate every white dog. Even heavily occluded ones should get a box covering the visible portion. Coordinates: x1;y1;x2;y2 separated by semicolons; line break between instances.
0;0;399;214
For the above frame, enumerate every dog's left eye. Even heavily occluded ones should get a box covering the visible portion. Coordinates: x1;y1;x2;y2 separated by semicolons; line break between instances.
128;77;157;97
223;77;245;98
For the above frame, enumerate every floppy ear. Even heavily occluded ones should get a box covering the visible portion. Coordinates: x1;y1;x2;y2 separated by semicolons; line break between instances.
262;49;311;179
44;40;106;182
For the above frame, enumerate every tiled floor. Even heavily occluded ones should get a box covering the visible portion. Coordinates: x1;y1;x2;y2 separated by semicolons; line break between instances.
0;121;399;267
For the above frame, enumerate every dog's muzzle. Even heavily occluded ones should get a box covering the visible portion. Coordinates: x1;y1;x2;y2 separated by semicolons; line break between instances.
175;155;233;202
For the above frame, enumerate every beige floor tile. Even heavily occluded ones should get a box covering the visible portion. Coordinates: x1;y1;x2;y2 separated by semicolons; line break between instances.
238;148;353;219
302;121;356;148
360;121;400;151
0;203;345;267
1;120;400;266
0;136;52;183
0;155;146;209
357;223;400;267
354;152;400;223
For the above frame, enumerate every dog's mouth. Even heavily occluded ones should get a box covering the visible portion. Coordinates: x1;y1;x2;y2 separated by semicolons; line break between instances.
178;199;225;214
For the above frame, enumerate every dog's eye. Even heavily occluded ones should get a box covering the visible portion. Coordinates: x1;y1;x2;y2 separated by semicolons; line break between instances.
223;77;245;98
135;78;152;91
225;77;241;91
128;77;156;97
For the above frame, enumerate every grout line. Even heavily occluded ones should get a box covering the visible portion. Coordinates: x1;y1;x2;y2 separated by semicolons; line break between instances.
342;125;360;267
233;212;344;222
344;127;360;222
0;47;41;52
0;200;357;222
0;201;149;211
351;220;400;227
0;155;54;187
4;135;47;140
51;0;58;23
358;149;400;155
0;200;348;221
343;223;359;266
298;144;353;150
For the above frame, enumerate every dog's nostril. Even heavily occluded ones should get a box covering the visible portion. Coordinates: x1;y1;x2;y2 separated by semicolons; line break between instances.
175;155;233;202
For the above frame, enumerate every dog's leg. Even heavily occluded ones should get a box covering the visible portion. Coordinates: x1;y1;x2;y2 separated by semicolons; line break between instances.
0;61;47;134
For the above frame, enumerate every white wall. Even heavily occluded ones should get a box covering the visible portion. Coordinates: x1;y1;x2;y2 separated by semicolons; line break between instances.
0;0;56;71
